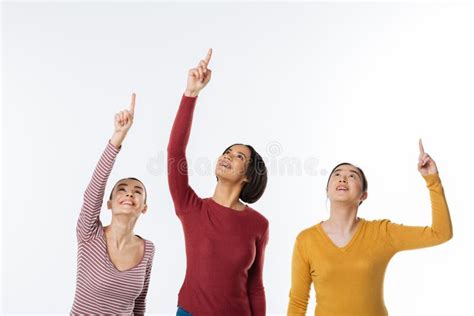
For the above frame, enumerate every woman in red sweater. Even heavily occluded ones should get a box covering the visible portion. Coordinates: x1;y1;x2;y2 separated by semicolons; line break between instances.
168;49;269;316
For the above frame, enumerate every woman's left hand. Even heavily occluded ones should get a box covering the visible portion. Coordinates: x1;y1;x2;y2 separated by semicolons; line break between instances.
418;139;438;176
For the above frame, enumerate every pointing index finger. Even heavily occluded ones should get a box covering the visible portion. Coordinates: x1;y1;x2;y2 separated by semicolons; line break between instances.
130;93;136;114
204;48;213;65
419;138;425;158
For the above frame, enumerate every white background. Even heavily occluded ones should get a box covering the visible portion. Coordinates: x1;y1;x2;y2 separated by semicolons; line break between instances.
2;2;474;315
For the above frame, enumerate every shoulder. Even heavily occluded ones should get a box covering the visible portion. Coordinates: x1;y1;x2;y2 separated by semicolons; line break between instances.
247;206;269;229
244;207;269;244
363;218;395;236
144;238;155;250
296;224;319;243
291;225;319;257
144;240;156;264
366;218;392;228
137;236;156;255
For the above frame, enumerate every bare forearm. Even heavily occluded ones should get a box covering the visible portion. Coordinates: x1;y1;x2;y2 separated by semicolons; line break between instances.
110;131;127;149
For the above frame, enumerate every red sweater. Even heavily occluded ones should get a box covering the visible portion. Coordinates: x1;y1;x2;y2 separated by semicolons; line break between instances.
167;95;269;316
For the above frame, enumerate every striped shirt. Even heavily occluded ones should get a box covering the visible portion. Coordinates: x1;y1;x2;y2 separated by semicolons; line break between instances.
71;141;155;315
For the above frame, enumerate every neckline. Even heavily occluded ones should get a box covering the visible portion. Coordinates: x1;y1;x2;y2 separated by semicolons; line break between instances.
208;197;251;214
101;230;147;273
316;218;365;251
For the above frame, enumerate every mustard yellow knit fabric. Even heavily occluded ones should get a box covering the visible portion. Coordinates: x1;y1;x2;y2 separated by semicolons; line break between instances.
288;174;453;316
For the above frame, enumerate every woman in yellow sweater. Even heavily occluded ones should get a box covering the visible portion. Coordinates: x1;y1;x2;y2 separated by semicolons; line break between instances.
287;140;452;316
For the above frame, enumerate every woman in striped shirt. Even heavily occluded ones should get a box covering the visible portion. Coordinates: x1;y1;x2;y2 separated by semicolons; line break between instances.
71;94;155;315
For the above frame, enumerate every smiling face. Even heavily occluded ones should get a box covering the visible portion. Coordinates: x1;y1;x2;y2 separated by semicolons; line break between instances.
327;164;368;206
215;144;251;185
107;178;147;217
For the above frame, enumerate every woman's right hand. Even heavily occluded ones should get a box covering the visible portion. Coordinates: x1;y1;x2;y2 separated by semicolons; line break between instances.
110;93;136;149
184;49;213;97
418;139;438;176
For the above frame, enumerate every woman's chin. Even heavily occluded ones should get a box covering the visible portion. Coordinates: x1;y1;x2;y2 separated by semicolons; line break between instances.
329;197;358;205
216;166;231;177
216;170;242;183
112;208;138;216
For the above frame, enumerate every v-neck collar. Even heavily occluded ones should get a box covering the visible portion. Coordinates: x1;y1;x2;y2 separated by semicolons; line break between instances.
316;218;366;251
101;230;147;273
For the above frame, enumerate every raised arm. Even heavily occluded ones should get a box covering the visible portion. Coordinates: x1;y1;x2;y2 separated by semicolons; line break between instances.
167;49;212;214
383;139;453;251
76;94;136;242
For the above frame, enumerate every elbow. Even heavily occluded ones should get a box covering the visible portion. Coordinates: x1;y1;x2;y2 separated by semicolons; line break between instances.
287;291;309;316
76;228;88;243
167;139;178;154
287;302;307;316
442;229;453;243
76;221;84;242
167;145;184;158
441;223;454;243
166;144;175;155
248;284;265;296
432;228;453;246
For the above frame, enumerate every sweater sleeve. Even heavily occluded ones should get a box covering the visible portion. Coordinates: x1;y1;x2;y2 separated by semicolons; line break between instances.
133;242;155;315
382;173;453;252
287;236;312;316
167;95;203;215
76;141;119;242
248;223;269;316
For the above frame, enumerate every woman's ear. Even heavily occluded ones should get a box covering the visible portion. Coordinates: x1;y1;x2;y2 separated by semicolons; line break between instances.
240;176;250;186
360;191;368;203
107;200;112;210
141;204;148;214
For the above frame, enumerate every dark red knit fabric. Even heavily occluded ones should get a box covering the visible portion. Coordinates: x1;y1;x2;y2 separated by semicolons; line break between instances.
167;95;268;316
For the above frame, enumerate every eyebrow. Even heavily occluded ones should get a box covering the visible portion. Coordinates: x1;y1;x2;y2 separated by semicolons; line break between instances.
226;148;248;160
116;183;144;191
333;168;361;177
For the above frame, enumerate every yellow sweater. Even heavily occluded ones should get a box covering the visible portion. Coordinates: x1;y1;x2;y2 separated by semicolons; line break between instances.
287;174;453;316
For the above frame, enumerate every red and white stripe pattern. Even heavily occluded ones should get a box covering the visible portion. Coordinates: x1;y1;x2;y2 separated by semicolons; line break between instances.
71;142;155;315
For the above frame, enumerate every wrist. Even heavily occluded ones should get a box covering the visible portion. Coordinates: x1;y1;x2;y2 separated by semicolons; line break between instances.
423;172;441;187
110;131;127;148
184;89;199;97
